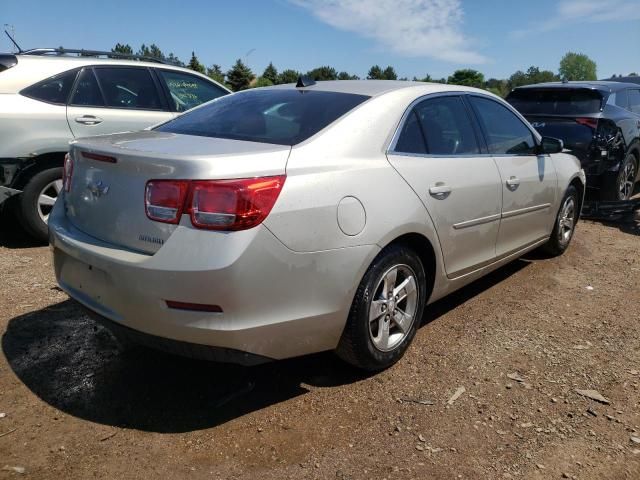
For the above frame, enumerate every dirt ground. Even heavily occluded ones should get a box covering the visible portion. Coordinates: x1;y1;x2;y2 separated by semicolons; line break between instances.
0;207;639;480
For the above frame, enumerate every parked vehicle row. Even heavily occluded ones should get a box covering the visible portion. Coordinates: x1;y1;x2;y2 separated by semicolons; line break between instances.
0;49;230;241
506;81;640;201
49;79;585;370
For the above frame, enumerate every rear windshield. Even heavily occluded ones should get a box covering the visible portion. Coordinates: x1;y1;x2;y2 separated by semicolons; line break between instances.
155;89;370;145
507;88;605;115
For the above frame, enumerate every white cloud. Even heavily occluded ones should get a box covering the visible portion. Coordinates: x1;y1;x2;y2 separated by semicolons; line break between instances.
289;0;487;64
512;0;640;38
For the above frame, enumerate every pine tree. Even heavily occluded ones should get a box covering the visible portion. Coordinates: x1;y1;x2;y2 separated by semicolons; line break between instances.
207;64;225;84
367;65;384;80
382;66;397;80
188;52;206;74
277;69;300;84
262;62;278;84
111;43;133;55
226;59;254;91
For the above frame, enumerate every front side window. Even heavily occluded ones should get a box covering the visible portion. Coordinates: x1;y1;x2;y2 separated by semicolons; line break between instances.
414;96;480;155
470;96;537;155
158;70;227;112
21;69;78;105
155;89;370;145
94;67;162;110
69;68;104;107
628;90;640;114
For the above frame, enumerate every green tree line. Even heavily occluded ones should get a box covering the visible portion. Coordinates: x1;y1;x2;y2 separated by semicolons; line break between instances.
111;44;635;96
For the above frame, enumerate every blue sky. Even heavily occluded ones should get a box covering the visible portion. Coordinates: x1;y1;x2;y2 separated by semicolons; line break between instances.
2;0;639;80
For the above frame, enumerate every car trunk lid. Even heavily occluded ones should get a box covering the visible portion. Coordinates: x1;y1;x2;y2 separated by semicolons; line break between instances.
64;130;291;254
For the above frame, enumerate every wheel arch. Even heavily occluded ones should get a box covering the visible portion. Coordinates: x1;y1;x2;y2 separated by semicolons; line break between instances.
379;232;437;304
12;152;66;190
568;175;586;213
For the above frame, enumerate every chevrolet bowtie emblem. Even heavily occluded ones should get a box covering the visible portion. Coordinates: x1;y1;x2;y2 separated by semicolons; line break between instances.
87;180;110;197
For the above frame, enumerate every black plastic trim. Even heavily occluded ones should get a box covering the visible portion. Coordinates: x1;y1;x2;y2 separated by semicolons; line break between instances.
81;304;274;366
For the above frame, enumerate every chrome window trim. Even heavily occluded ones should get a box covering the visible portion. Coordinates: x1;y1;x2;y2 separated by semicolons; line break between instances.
387;91;544;157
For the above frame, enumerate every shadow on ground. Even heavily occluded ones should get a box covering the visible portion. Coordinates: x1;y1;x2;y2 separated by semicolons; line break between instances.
2;259;531;433
0;205;44;249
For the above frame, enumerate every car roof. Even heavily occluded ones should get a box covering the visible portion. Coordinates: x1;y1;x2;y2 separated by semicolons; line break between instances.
266;79;486;97
0;53;230;94
602;76;640;85
512;80;635;93
14;53;183;70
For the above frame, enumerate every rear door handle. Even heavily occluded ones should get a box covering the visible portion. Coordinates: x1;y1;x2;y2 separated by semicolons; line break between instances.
506;176;520;191
75;115;103;125
428;183;452;200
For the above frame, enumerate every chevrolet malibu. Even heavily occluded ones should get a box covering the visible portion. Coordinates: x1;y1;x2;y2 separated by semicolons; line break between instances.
49;80;585;370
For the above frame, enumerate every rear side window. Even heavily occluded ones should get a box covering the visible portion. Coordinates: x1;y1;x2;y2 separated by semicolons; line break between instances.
614;90;628;108
507;88;604;115
155;89;370;145
470;96;537;155
70;69;104;106
21;69;78;105
158;70;227;112
94;67;162;110
628;90;640;114
395;111;427;154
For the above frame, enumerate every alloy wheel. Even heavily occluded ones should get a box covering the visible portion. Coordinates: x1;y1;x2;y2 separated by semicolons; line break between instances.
557;196;576;245
618;160;636;200
37;179;63;224
368;264;418;352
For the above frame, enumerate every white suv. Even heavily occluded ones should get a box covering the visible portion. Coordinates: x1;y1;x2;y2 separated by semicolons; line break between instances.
0;49;230;241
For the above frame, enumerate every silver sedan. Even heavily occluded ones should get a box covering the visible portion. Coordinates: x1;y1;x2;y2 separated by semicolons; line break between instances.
49;80;585;370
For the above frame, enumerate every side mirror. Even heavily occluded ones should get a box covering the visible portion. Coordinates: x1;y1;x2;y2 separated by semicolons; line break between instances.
539;136;564;154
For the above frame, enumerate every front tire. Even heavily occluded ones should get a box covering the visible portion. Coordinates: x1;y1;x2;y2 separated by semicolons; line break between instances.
540;185;579;257
17;167;63;243
336;244;427;371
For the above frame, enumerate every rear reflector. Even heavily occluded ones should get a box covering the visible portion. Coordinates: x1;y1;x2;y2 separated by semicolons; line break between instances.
144;176;286;231
81;151;117;163
575;117;598;129
145;180;189;224
165;300;223;313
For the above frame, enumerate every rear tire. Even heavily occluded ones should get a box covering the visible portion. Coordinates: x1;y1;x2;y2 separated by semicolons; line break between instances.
17;167;62;243
601;153;637;201
336;244;427;371
540;185;579;257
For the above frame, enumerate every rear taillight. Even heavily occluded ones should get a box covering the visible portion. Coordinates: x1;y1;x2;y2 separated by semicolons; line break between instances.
144;176;286;231
63;153;73;192
145;180;189;224
575;117;598;129
188;176;286;230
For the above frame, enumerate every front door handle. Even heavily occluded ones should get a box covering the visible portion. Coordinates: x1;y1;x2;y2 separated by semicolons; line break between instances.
75;115;103;125
506;176;520;191
428;183;452;200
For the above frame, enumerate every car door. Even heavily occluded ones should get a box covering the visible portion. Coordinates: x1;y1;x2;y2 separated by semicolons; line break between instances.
468;95;558;258
387;94;502;278
66;66;173;138
155;68;228;113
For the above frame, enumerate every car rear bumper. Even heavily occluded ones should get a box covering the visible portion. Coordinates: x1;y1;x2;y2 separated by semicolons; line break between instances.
49;200;379;361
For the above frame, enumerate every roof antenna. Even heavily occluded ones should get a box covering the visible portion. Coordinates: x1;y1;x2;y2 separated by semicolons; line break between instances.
4;29;22;53
296;75;316;88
